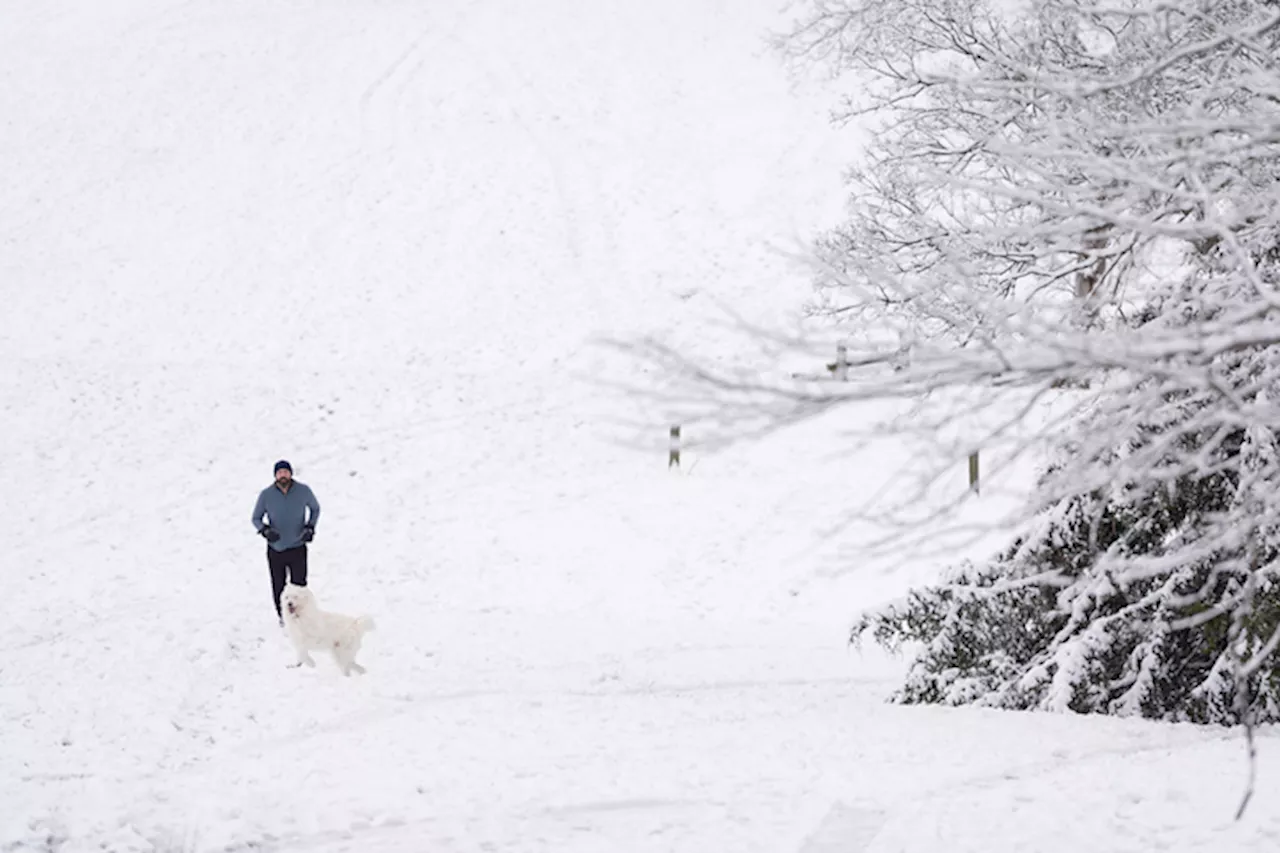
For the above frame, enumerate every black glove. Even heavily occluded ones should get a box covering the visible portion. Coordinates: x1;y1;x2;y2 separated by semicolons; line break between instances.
260;527;281;543
301;525;315;543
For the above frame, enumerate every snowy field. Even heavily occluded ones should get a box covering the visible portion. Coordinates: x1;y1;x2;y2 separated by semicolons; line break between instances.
3;1;1280;850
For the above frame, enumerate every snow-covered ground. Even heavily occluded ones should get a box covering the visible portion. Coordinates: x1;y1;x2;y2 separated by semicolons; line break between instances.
3;1;1280;850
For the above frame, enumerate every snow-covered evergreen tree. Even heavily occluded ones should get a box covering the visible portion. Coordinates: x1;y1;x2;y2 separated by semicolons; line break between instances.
625;0;1280;722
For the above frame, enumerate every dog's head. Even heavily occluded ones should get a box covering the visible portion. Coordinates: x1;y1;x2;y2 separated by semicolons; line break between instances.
280;584;314;619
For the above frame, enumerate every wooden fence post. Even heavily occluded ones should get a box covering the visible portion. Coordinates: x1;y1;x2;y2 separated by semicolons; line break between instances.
968;451;980;495
669;425;681;469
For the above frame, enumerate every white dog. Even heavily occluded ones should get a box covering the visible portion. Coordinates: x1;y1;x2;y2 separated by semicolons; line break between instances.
280;583;375;676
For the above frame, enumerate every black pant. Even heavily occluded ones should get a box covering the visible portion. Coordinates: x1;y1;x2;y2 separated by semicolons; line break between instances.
268;544;308;617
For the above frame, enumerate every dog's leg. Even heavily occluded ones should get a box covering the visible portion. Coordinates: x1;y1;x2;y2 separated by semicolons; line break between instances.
334;647;365;676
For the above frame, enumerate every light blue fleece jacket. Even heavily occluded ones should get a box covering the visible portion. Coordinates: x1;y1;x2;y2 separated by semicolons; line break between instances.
252;481;321;551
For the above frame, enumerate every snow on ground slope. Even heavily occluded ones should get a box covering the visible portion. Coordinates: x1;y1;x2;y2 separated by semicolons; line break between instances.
3;1;1280;851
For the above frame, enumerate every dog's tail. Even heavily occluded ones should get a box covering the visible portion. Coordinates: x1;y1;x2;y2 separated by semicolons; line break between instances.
356;614;376;634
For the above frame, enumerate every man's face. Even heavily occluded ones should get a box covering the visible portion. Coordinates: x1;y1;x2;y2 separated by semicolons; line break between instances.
276;468;292;487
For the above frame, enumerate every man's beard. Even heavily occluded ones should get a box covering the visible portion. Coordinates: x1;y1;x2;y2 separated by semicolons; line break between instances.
277;476;290;488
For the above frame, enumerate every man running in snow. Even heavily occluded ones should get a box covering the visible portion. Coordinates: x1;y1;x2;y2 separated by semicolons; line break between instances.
251;460;321;625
